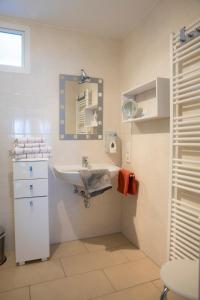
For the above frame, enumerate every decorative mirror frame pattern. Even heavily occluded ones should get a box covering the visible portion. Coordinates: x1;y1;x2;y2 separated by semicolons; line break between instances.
59;74;103;140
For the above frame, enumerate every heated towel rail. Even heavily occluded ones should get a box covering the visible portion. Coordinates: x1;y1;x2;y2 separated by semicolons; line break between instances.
169;18;200;261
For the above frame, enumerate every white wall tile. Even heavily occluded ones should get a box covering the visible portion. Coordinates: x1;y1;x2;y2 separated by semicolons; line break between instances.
0;16;122;249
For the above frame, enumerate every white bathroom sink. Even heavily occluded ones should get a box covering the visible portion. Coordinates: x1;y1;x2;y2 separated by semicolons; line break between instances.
53;164;120;187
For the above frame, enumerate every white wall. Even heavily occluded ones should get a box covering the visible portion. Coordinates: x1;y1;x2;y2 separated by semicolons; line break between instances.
0;16;122;249
120;0;200;265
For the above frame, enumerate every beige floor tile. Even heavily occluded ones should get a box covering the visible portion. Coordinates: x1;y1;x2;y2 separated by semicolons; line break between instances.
96;282;160;300
151;279;164;290
117;245;146;261
0;251;16;270
152;279;189;300
0;260;65;293
83;233;131;252
30;270;114;300
50;240;88;259
0;287;30;300
104;258;160;290
61;249;128;276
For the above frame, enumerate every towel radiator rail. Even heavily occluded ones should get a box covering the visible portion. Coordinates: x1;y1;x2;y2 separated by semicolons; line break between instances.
168;18;200;261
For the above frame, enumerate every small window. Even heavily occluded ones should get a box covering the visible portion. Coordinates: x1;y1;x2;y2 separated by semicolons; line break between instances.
0;23;30;73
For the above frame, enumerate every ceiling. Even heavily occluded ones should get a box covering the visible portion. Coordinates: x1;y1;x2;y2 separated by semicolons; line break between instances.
0;0;159;39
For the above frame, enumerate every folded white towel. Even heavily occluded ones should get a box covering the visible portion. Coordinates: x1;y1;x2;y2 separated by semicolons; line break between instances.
14;148;24;155
24;143;33;148
36;137;44;143
15;154;27;160
15;136;45;144
40;146;51;153
11;136;51;160
17;143;25;148
24;143;39;148
27;137;44;143
34;153;43;158
24;148;34;154
15;137;27;144
26;153;45;159
26;137;35;143
34;143;40;147
26;154;35;159
42;153;51;158
24;147;41;154
40;147;47;153
32;147;40;153
39;143;46;147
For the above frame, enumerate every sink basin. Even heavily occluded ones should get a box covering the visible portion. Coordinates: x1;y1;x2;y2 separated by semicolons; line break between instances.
53;164;120;187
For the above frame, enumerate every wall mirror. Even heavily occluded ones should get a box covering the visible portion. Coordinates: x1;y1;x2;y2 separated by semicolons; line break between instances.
59;74;103;140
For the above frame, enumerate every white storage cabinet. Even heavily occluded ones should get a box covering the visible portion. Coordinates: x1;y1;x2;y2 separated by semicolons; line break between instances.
13;159;50;265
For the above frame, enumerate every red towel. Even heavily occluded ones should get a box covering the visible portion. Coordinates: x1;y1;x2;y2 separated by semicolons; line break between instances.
128;175;138;195
117;168;138;196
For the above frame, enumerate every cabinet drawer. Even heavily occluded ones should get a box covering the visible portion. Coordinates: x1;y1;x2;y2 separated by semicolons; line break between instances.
13;161;48;180
14;197;49;263
14;179;48;199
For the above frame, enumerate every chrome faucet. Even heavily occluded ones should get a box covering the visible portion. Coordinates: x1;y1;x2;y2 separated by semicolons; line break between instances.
82;156;89;168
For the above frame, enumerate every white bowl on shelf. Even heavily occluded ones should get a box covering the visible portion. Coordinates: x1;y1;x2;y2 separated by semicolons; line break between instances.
122;99;138;120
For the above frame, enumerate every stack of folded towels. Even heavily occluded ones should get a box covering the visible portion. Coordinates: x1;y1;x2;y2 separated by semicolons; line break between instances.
12;136;52;160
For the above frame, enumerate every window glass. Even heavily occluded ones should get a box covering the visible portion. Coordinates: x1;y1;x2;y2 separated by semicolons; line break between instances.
0;30;22;67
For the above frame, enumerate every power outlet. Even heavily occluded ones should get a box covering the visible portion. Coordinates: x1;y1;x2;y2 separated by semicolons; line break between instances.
125;142;131;163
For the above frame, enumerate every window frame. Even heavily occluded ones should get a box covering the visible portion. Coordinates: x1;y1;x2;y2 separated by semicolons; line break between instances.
0;22;30;73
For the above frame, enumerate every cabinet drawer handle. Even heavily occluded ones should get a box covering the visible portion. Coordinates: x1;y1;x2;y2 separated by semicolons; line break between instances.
30;184;33;191
30;201;33;207
29;166;33;173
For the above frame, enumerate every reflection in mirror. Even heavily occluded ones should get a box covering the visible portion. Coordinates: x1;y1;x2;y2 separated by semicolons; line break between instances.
59;75;103;140
65;81;98;134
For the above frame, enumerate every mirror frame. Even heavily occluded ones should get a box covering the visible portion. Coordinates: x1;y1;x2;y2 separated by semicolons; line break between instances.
59;74;103;140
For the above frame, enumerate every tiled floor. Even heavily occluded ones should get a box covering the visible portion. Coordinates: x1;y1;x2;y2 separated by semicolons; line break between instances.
0;233;188;300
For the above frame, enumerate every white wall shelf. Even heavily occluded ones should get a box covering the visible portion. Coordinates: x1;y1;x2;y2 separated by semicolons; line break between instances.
121;77;170;123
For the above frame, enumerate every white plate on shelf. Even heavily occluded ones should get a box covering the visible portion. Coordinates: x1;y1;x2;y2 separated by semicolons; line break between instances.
122;99;138;120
